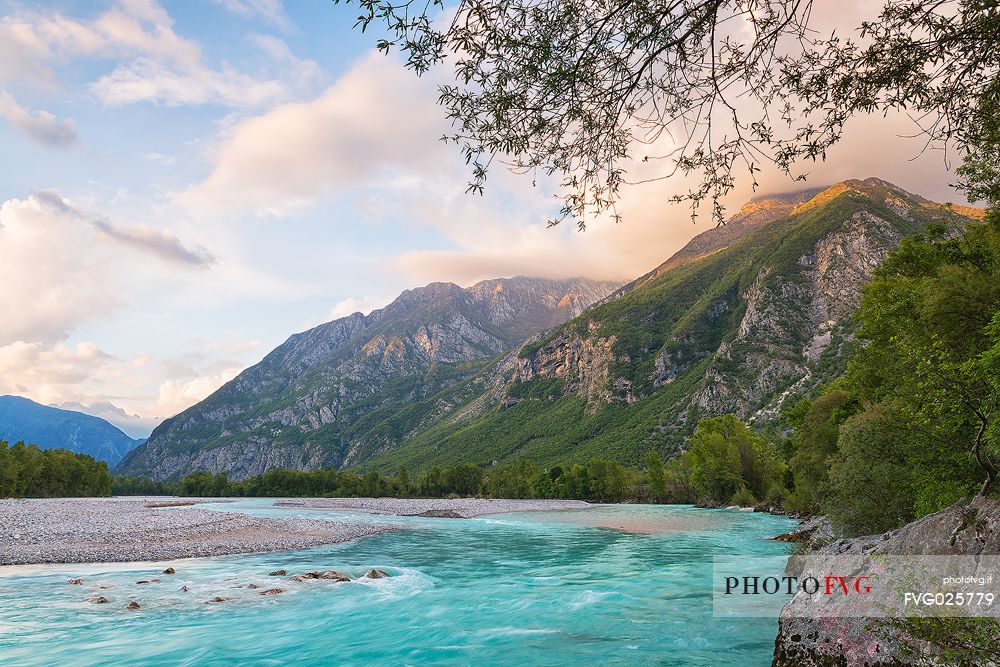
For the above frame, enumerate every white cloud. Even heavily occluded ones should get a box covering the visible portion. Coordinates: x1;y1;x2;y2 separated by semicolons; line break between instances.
91;57;289;108
0;190;215;346
0;1;312;108
0;338;249;427
143;151;175;165
0;91;76;146
328;295;388;320
178;52;446;217
0;195;117;345
156;366;242;417
0;0;200;83
211;0;291;31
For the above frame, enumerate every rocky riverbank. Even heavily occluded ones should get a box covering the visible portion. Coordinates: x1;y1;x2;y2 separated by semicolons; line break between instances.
273;497;593;518
0;498;392;565
772;497;1000;666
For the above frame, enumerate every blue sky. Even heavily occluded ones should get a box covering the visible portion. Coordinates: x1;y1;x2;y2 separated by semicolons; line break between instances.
0;0;965;437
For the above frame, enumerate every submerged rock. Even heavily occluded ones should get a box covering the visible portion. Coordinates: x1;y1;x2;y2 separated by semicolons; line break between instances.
365;568;389;579
67;578;84;585
268;569;286;577
162;567;175;575
259;588;285;596
88;596;109;604
247;583;260;589
136;579;160;585
416;509;465;519
291;570;350;582
205;597;231;603
126;601;140;610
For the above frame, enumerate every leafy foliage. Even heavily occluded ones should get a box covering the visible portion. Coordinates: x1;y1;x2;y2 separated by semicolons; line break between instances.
779;213;1000;535
686;415;785;505
338;0;998;224
158;458;649;503
0;440;111;498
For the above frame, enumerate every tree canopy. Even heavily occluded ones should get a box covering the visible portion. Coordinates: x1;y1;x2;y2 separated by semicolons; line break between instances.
337;0;1000;225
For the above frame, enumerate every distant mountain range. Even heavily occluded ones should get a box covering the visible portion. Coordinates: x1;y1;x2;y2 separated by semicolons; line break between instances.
117;178;984;481
56;400;157;440
0;396;144;465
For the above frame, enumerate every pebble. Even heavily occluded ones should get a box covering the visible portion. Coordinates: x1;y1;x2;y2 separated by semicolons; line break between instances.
0;498;392;566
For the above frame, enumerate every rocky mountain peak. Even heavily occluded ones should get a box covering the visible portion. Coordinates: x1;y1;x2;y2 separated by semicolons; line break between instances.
116;276;619;480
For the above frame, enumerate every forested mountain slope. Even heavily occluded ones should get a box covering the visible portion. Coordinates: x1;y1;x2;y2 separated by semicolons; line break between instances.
363;179;982;471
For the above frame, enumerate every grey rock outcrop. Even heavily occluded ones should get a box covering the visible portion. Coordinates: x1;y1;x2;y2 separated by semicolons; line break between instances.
773;498;1000;666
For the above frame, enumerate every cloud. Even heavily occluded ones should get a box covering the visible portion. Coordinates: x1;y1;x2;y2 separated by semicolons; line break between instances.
0;195;117;345
177;52;446;217
328;295;389;320
0;0;200;83
0;338;248;428
0;190;217;346
211;0;291;31
0;91;77;146
0;1;311;108
31;190;216;268
143;151;175;165
156;366;242;417
91;57;289;107
0;341;113;389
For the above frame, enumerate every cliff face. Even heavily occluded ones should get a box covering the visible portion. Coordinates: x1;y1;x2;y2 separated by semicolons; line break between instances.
365;179;981;472
116;277;618;480
513;181;949;419
773;497;1000;666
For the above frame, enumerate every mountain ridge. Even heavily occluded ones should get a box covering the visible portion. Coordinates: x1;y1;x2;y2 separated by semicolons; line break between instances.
0;396;143;465
116;276;619;480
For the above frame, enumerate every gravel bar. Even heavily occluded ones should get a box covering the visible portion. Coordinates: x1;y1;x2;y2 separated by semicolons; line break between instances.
273;497;593;518
0;498;391;566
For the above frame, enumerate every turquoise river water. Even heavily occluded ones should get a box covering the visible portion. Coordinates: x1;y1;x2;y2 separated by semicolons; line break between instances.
0;501;794;666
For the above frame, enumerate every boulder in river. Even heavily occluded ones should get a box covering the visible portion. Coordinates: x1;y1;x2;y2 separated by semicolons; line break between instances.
162;567;175;575
126;601;140;610
247;583;260;589
136;579;160;585
291;570;350;582
205;597;232;603
67;578;84;585
365;568;389;579
259;588;285;596
180;586;190;592
416;509;465;519
268;569;286;576
88;596;109;604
